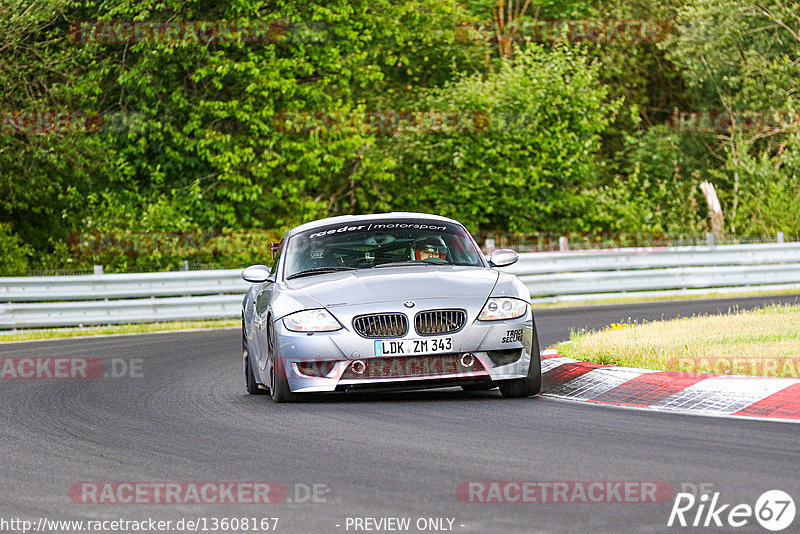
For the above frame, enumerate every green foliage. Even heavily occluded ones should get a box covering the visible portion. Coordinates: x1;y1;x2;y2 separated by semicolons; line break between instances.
0;0;115;255
582;125;681;233
667;0;799;110
385;44;619;231
0;222;32;275
708;134;800;236
1;0;799;273
665;0;800;235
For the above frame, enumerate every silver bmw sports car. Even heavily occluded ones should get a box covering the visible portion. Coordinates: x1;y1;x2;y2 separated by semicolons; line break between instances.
240;212;540;402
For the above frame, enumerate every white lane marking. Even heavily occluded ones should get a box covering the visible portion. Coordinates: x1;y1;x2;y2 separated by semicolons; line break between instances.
652;377;800;414
542;346;800;422
545;366;658;400
540;395;800;424
540;356;580;373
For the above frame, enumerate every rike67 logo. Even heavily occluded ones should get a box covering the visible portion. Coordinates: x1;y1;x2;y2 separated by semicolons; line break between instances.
668;487;795;531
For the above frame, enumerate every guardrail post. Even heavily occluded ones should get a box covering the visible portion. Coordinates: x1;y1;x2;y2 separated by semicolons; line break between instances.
93;265;104;275
706;233;715;247
559;236;569;251
778;232;785;244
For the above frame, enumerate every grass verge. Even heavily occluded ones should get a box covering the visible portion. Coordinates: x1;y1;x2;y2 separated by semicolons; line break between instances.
0;319;239;343
558;304;800;378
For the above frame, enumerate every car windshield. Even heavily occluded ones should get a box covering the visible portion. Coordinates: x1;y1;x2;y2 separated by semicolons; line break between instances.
283;219;485;278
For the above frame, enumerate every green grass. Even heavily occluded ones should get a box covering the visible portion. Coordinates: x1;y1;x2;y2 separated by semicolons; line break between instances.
558;304;800;378
0;319;239;343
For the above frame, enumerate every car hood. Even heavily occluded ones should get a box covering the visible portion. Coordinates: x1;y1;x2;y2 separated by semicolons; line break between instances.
282;266;499;307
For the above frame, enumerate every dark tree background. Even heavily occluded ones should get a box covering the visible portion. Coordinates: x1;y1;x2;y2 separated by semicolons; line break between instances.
1;0;798;273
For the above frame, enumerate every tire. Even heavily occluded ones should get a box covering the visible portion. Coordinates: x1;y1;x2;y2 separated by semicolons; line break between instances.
243;331;266;395
268;321;300;403
498;325;542;398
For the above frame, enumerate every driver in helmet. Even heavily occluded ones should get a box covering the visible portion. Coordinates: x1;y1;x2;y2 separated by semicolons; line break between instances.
412;236;448;261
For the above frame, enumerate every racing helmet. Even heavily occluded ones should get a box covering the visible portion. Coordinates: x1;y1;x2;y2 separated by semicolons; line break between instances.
412;236;448;261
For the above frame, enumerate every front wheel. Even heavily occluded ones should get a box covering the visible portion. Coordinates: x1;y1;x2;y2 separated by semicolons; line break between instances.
498;326;541;398
268;322;301;403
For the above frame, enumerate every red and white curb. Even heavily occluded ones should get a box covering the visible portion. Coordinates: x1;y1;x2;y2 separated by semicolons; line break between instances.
539;348;800;423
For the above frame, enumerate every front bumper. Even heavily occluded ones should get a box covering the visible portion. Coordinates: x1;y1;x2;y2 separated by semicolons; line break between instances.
272;309;535;393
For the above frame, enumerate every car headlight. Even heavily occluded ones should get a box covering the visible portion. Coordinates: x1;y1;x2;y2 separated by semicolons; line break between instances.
282;309;342;332
478;297;528;321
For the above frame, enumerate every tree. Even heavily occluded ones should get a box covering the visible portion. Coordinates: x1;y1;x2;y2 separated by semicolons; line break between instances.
384;44;620;232
665;0;800;234
0;222;31;275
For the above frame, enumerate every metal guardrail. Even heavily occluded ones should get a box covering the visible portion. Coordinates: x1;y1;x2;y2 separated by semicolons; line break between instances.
1;243;799;328
1;295;244;328
0;270;249;301
0;270;248;329
501;243;800;273
498;243;800;301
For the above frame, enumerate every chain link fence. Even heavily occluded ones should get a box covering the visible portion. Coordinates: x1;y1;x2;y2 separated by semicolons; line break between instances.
19;233;798;276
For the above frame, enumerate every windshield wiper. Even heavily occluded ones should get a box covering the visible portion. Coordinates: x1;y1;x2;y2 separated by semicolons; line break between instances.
373;260;442;268
286;267;357;280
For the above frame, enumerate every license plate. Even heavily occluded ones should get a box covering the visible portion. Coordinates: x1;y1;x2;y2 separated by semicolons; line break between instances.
374;337;453;356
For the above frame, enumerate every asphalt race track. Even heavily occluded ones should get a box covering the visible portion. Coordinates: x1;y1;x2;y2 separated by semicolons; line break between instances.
2;294;799;534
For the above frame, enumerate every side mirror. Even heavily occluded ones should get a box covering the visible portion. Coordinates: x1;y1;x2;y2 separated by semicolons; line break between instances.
488;249;518;268
242;264;272;283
